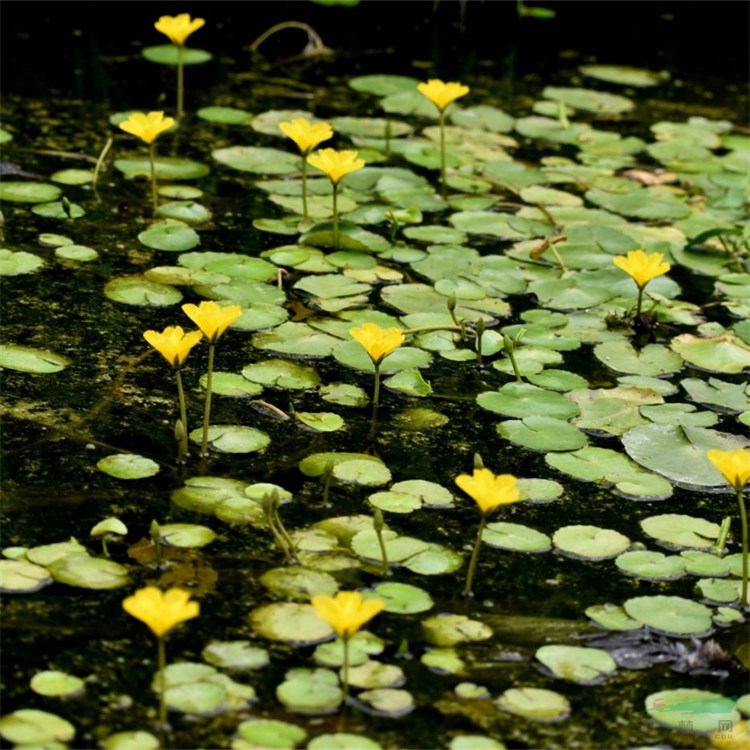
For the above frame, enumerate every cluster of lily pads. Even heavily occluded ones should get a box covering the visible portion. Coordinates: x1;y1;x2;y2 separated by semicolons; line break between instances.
1;9;749;750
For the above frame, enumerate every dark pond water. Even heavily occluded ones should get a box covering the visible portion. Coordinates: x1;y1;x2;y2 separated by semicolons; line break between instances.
1;2;749;749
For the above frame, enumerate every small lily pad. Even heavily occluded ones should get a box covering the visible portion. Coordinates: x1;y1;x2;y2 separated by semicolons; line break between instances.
552;525;630;560
104;275;183;306
0;344;70;373
363;582;433;614
482;522;551;553
0;709;75;745
260;566;338;600
623;595;713;636
0;559;53;594
615;550;686;580
645;688;739;733
0;181;62;203
585;603;643;631
138;221;201;252
333;459;392;487
276;668;343;714
641;514;720;550
355;688;414;717
103;731;160;750
96;453;160;480
536;645;617;684
250;603;333;644
496;687;571;722
158;523;217;548
202;641;270;672
142;45;212;65
48;554;130;590
421;614;493;647
30;671;85;698
235;719;306;748
189;425;271;453
0;249;44;275
242;359;320;390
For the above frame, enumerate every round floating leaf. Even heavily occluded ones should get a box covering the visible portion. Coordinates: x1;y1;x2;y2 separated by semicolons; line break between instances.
236;719;306;748
32;200;85;219
671;332;750;375
51;168;94;185
198;106;253;125
308;734;381;750
138;221;200;252
200;372;263;397
455;683;490;700
314;632;385;669
96;453;159;480
552;525;630;560
189;424;271;453
296;411;345;432
517;478;564;503
213;146;299;174
349;74;421;96
645;689;739;733
536;645;617;684
585;603;643;631
171;476;247;514
0;709;75;744
478;383;579;420
320;382;368;407
594;341;683;376
299;452;383;477
355;688;414;717
48;554;130;590
260;567;338;601
333;459;392;487
203;641;269;672
351;530;428;563
697;577;741;604
103;731;160;750
56;244;99;262
30;671;85;698
364;582;433;614
482;522;551;553
0;181;62;203
0;559;53;593
332;341;432;373
142;45;212;65
542;86;634;114
496;687;571;722
401;543;463;575
38;233;73;247
0;344;70;373
242;359;320;390
346;661;404;690
681;550;730;577
156;201;212;224
449;736;506;750
158;523;216;548
0;249;44;275
641;514;720;550
392;407;449;431
579;64;668;87
615;550;686;580
26;540;87;567
251;603;333;644
276;668;343;714
159;184;203;199
422;614;493;647
497;416;588;452
623;595;713;636
104;275;183;306
114;157;209;181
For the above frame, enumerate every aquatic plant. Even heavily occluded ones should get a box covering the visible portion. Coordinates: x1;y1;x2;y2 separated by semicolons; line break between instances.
117;111;175;214
455;468;521;595
707;448;750;607
143;325;203;461
122;586;200;728
416;79;470;197
154;13;205;119
306;148;365;249
182;301;242;458
612;249;671;325
279;118;333;220
310;591;384;699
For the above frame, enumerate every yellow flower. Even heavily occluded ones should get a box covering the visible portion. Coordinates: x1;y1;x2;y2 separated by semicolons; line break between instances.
707;448;750;493
307;148;365;184
118;111;175;145
182;300;242;343
279;119;333;155
143;326;203;368
455;468;521;515
417;79;470;112
122;586;199;638
154;13;205;45
350;323;405;365
612;249;671;289
311;591;384;638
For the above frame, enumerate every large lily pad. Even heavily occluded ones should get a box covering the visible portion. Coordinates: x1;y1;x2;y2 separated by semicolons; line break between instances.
0;344;70;373
250;603;333;644
48;554;130;589
645;688;740;733
552;525;630;560
623;595;713;636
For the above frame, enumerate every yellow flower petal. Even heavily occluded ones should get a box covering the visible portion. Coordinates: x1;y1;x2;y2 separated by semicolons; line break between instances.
707;448;750;493
455;468;521;515
612;249;671;289
122;586;199;637
279;119;333;155
182;300;242;343
307;148;365;184
417;79;470;112
118;111;175;145
350;323;405;364
143;326;203;367
154;14;205;45
311;591;384;638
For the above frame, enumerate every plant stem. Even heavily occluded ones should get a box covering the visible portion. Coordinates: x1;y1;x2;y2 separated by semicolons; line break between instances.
375;525;389;576
177;44;185;119
148;143;158;217
635;284;644;319
463;514;488;596
439;109;447;199
737;487;748;608
342;635;350;701
301;154;309;220
508;350;523;383
370;361;381;434
201;342;215;458
157;636;167;729
175;367;188;462
332;181;339;250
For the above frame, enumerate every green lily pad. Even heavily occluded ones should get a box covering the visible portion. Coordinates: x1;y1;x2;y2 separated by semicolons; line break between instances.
383;369;433;397
158;523;216;548
363;582;433;614
242;359;320;390
645;688;740;733
346;660;404;690
579;65;668;87
542;86;634;114
48;554;130;589
594;341;683;376
307;734;381;750
314;632;385;668
585;603;643;631
536;645;617;684
671;332;750;374
104;275;183;306
156;201;212;224
319;382;368;407
250;603;333;644
496;687;571;722
482;522;551;553
0;709;75;745
171;476;248;514
26;539;88;567
114;157;209;180
349;74;421;96
30;671;85;698
421;647;466;675
615;550;686;580
0;344;70;373
681;377;750;413
333;459;392;487
355;688;414;717
56;244;99;262
31;200;85;219
552;525;630;560
681;550;730;577
0;249;44;275
696;577;741;604
260;567;338;601
497;416;588;452
421;614;493;647
189;425;271;453
641;514;721;550
276;668;343;713
96;453;160;480
478;383;579;420
0;559;53;594
138;221;200;252
213;146;299;174
142;45;212;65
103;731;160;750
200;372;263;397
202;641;269;673
235;719;306;748
449;736;505;750
0;181;62;203
400;543;463;575
351;530;428;562
198;106;253;125
299;452;384;477
295;411;345;432
623;595;713;636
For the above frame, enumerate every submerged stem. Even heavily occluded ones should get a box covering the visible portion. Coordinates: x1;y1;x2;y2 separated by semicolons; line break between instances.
201;342;215;458
737;487;748;608
177;44;185;119
463;513;487;596
148;143;158;217
157;636;167;730
439;109;447;199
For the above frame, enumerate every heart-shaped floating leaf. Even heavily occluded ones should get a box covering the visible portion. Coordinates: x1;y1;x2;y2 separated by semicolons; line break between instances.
0;344;70;373
615;550;686;580
235;719;306;748
96;453;160;480
104;275;183;306
250;603;333;645
552;525;630;560
0;709;75;745
421;614;493;647
640;514;720;550
0;560;53;594
202;641;269;672
496;687;571;722
48;554;130;590
0;249;44;275
536;644;617;684
276;668;343;713
623;595;713;636
482;522;552;553
645;688;739;733
30;670;85;698
0;181;62;203
189;425;270;453
362;582;433;614
142;45;212;65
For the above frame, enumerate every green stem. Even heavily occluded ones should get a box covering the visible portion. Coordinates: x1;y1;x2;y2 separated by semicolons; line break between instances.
370;360;381;434
376;525;389;576
301;154;309;220
342;635;350;701
177;44;185;119
737;487;748;608
635;284;644;319
201;342;215;458
439;109;447;199
157;636;167;730
148;143;158;217
463;514;487;596
509;350;523;383
322;460;334;508
175;367;188;462
332;181;339;250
